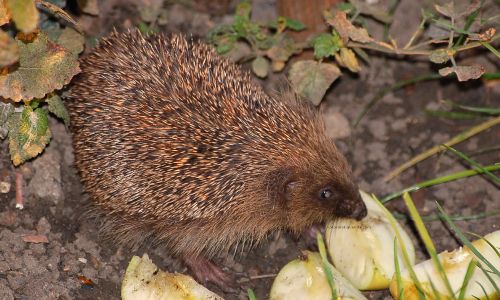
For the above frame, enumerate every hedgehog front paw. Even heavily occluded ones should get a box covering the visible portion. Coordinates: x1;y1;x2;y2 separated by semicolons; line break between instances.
182;254;237;293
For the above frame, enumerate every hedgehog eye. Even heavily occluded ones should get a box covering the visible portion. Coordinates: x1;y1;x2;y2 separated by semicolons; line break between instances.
319;188;333;200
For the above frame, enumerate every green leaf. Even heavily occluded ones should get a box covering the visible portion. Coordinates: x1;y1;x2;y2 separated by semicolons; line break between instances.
284;18;305;31
313;33;340;59
0;101;14;139
251;56;269;78
7;0;39;34
216;42;233;55
235;1;252;19
289;60;341;106
46;94;70;126
0;32;81;102
0;30;19;67
8;106;52;166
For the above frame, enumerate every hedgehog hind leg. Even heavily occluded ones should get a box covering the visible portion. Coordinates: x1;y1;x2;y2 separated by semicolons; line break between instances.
182;254;238;293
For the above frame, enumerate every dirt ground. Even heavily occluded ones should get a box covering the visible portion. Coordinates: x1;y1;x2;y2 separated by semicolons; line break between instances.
0;1;498;299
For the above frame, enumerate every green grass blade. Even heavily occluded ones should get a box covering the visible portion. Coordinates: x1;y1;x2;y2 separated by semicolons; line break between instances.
317;232;337;300
247;288;257;300
466;232;500;258
428;275;444;300
393;238;405;300
381;164;500;203
403;193;456;299
442;145;500;182
457;260;477;300
477;262;500;296
436;203;500;276
446;101;500;115
480;42;500;59
475;278;492;300
482;73;500;80
425;110;480;120
455;9;480;46
373;194;425;300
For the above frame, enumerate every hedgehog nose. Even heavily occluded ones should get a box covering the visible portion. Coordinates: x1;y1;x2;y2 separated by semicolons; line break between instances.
351;193;367;221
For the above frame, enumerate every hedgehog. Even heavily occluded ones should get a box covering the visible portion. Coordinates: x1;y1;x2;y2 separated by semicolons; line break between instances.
66;29;367;287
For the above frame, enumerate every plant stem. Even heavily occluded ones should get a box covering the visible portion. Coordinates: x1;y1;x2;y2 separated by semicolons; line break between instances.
347;34;500;56
381;164;500;203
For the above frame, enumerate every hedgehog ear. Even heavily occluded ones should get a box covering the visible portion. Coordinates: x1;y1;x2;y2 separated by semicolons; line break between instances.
267;166;297;204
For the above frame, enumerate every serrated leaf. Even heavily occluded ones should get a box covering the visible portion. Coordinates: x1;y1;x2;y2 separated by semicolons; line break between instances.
289;60;341;106
7;0;38;34
8;106;51;166
429;49;453;64
313;33;340;59
324;10;372;44
439;65;485;82
0;101;14;139
0;32;80;102
266;35;301;64
251;56;269;78
0;0;11;26
337;47;361;72
46;93;69;126
0;30;19;67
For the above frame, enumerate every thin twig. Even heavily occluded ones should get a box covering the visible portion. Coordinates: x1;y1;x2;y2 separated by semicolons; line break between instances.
249;274;277;279
384;116;500;182
15;171;23;209
404;17;428;49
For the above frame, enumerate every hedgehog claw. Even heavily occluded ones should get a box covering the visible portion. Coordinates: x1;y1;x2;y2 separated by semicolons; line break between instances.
183;255;237;293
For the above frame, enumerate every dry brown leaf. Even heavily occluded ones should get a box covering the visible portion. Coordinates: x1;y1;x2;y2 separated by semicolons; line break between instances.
439;65;485;82
324;10;372;44
289;60;341;106
22;234;49;243
468;28;496;42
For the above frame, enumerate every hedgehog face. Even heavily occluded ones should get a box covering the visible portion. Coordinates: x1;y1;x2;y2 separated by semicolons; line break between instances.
277;158;367;233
